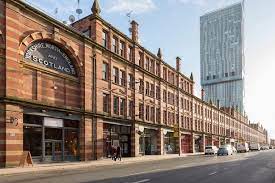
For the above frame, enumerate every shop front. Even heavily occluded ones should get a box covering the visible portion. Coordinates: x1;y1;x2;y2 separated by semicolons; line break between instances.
103;122;131;158
163;130;176;154
194;134;204;152
139;127;158;155
181;133;192;153
23;111;80;162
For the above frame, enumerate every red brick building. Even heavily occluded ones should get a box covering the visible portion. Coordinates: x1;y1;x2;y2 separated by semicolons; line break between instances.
0;0;267;167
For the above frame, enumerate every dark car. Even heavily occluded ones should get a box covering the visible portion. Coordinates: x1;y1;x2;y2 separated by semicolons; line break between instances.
217;146;233;156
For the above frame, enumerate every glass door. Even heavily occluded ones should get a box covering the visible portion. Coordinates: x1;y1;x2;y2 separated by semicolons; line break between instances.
44;141;63;161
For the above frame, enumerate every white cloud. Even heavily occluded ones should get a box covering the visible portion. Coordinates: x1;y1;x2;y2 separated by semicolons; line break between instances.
107;0;156;14
177;0;208;7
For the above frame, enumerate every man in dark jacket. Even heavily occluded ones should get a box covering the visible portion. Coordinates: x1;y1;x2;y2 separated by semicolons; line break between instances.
116;146;122;161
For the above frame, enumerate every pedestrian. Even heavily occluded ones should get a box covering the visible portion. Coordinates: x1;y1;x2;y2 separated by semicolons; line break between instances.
111;146;117;161
116;145;122;161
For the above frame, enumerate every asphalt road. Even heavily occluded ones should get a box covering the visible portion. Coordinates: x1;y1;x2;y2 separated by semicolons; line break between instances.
1;150;275;183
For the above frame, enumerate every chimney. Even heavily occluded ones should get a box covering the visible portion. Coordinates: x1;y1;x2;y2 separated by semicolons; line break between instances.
176;57;181;72
131;20;139;43
201;89;205;101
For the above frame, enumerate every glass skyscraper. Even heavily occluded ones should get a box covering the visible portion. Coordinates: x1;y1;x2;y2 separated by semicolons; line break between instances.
200;2;245;113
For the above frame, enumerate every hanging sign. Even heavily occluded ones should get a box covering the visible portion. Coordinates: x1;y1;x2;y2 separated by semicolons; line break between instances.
24;41;77;76
44;117;63;128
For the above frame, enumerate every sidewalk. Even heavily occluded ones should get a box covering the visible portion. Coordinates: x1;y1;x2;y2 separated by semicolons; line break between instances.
0;153;204;176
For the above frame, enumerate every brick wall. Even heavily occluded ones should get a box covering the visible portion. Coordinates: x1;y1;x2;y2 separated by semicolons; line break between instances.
0;0;6;97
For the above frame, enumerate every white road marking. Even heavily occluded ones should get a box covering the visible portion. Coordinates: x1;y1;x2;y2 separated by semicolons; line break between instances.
127;169;163;176
209;171;217;176
129;179;151;183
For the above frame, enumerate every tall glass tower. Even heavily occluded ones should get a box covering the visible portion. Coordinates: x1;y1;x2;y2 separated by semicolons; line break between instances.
200;2;245;113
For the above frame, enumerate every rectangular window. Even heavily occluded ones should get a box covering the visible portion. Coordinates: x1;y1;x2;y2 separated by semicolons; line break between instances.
102;30;108;48
120;98;125;116
128;100;134;118
112;36;118;53
113;96;119;115
156;86;160;100
150;59;155;73
156;108;161;123
103;93;109;113
181;98;184;109
128;74;134;89
145;105;150;121
128;46;133;61
163;110;167;124
119;41;125;57
150;107;155;122
102;62;109;80
145;81;150;96
163;67;167;80
150;83;155;98
139;52;144;67
119;70;126;86
139;79;144;94
139;103;144;119
156;62;160;76
163;90;167;102
113;67;119;84
145;57;149;70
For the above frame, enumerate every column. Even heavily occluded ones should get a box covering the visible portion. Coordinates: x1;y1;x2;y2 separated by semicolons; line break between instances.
79;116;93;161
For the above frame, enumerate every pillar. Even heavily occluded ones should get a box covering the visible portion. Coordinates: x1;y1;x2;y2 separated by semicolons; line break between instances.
131;123;140;157
0;104;23;167
157;128;164;155
79;116;93;161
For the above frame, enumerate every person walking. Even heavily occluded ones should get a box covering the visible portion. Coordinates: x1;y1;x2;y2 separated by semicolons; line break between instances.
111;146;117;161
116;145;122;161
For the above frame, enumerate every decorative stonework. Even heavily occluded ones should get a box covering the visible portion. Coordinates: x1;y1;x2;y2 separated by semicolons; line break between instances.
18;32;84;77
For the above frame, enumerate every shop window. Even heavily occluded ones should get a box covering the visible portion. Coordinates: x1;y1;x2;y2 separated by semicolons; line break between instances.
64;120;79;128
45;128;62;140
23;126;42;157
64;129;79;160
23;114;43;125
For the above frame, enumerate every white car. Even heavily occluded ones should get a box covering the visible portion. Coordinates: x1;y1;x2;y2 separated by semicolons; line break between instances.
237;142;249;153
217;145;233;156
205;145;218;155
250;143;260;151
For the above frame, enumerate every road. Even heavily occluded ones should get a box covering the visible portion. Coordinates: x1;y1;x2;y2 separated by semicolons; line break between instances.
1;150;275;183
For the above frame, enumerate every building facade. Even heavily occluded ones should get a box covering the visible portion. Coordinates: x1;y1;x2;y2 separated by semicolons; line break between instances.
0;0;267;167
200;3;245;113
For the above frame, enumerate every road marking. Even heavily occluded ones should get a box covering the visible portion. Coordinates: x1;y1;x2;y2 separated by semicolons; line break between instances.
127;169;163;176
129;179;151;183
209;171;217;176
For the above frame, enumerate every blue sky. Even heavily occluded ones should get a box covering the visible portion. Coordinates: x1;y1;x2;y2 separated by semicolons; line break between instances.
26;0;275;139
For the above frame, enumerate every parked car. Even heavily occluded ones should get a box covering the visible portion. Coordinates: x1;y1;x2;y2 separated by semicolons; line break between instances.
250;143;261;151
269;146;273;149
217;145;233;156
237;142;249;153
261;145;269;150
205;145;218;155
